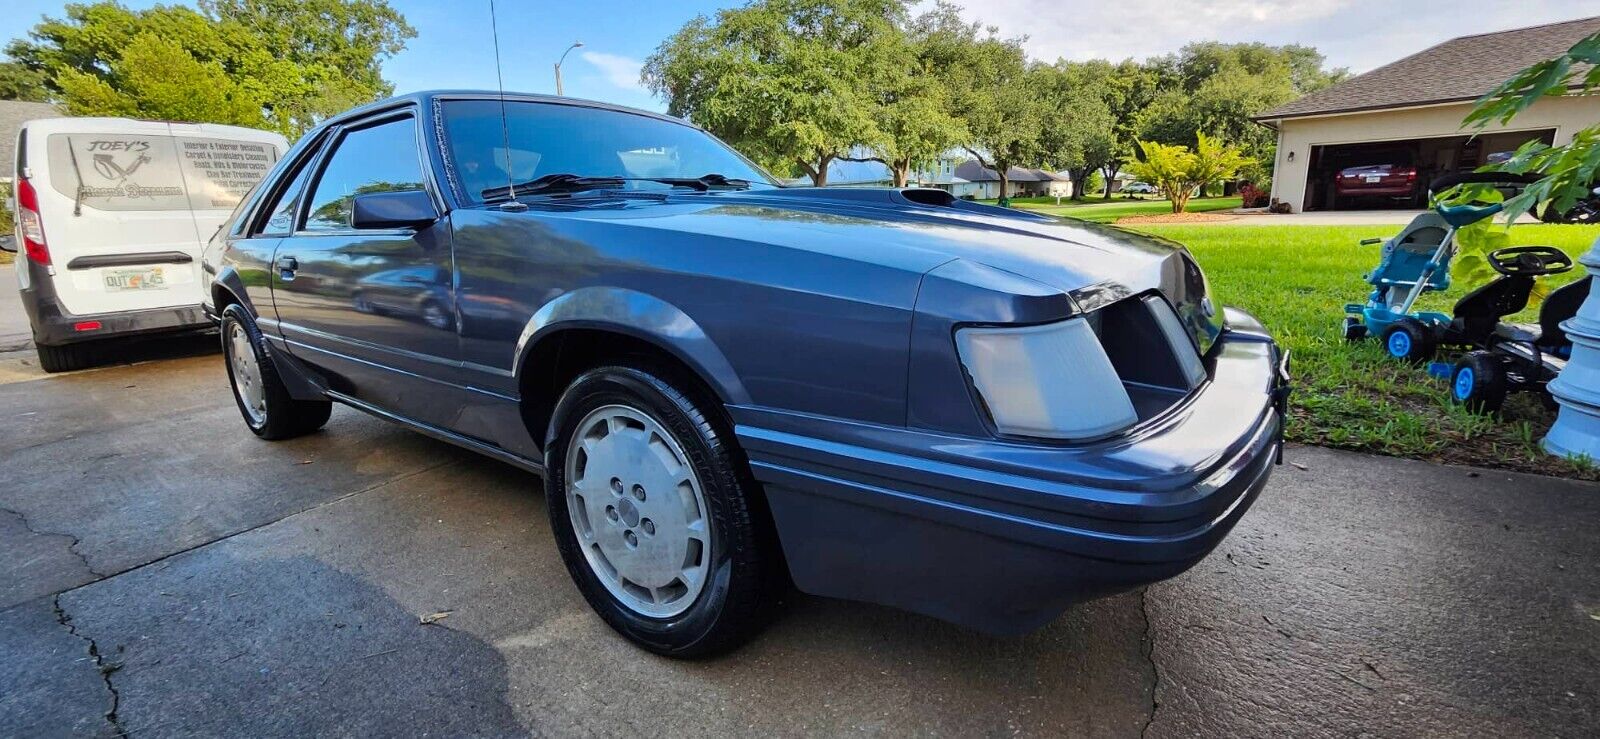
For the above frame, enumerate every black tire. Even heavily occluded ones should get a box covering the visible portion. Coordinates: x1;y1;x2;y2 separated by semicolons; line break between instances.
1379;318;1436;365
35;342;99;373
544;363;774;658
220;304;332;440
1342;316;1367;342
1450;351;1507;414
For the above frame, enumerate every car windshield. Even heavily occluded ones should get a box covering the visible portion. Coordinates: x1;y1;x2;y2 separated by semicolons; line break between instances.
439;99;778;204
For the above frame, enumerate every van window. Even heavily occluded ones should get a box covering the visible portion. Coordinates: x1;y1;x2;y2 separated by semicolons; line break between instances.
45;133;280;212
303;117;425;232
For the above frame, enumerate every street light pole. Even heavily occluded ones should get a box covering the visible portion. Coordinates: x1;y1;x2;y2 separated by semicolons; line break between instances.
554;41;584;96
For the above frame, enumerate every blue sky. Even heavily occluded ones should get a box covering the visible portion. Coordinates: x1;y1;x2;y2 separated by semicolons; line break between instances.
5;0;1596;114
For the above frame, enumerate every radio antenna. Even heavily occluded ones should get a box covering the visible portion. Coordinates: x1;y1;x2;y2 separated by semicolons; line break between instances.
488;0;523;208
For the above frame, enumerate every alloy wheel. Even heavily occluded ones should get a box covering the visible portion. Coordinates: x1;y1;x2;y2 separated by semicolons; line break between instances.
564;403;712;618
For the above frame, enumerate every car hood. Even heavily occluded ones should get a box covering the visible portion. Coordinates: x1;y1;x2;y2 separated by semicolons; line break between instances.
551;187;1191;299
531;186;1224;352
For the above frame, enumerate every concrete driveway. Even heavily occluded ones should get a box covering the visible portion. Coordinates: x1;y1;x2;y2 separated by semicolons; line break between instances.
1;343;1597;737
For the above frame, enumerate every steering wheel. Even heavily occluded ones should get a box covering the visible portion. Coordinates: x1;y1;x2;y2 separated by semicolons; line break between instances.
1487;245;1573;277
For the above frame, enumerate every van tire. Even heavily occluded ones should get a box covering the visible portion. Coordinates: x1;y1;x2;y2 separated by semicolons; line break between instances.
221;305;332;440
36;342;99;373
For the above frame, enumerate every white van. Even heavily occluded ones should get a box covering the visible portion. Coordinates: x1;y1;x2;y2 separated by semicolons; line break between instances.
5;118;288;371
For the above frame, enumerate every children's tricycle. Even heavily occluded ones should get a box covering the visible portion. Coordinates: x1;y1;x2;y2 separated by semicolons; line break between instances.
1343;171;1590;413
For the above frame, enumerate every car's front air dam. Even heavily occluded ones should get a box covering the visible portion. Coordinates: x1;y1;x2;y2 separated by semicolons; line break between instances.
737;308;1289;634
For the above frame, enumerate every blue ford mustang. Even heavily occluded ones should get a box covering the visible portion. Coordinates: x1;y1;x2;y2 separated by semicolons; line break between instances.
203;91;1290;657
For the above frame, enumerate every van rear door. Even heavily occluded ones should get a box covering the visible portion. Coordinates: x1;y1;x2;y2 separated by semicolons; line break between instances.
29;120;282;318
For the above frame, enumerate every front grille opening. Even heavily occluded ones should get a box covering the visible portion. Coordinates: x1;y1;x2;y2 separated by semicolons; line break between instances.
1089;295;1206;422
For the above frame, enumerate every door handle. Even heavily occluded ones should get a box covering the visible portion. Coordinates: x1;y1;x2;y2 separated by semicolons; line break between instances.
277;255;299;280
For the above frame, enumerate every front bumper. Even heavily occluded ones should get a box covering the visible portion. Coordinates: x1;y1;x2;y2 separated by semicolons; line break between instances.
737;307;1289;634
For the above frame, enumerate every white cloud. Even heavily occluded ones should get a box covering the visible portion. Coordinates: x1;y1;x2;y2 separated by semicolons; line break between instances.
581;51;645;91
933;0;1588;72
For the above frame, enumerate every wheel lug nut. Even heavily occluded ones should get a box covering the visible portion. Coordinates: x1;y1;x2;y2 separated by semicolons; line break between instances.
631;484;646;501
610;478;623;496
624;530;638;548
605;505;619;523
641;519;655;536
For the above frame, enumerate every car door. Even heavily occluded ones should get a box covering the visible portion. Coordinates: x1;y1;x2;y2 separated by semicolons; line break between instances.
270;111;461;424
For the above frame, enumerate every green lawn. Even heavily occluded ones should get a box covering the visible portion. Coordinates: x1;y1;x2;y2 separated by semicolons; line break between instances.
997;195;1243;222
1126;223;1600;478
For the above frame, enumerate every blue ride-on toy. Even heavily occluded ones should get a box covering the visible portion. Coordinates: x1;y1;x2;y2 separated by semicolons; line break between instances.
1345;171;1589;413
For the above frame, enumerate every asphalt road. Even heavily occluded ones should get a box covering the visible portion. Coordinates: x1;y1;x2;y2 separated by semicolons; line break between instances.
1;339;1597;737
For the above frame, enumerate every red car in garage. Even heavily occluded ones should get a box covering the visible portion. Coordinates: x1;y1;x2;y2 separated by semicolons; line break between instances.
1334;162;1420;204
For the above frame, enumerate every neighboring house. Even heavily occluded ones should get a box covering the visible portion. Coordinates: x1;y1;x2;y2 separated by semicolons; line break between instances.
1254;16;1600;212
1;100;61;182
944;159;1067;199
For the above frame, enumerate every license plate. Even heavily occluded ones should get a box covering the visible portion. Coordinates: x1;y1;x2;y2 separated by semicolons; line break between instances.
1364;175;1382;183
103;267;168;291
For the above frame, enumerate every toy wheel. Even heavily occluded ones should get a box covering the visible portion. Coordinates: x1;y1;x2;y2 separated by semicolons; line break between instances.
1342;317;1367;342
1380;318;1435;364
1450;351;1507;414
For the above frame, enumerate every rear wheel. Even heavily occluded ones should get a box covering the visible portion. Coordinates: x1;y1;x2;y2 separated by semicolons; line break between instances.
35;342;99;373
1341;316;1367;342
221;304;331;440
544;363;773;657
1450;351;1507;414
1380;318;1435;364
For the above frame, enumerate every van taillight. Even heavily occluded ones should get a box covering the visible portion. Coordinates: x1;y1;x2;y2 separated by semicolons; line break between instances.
15;178;50;266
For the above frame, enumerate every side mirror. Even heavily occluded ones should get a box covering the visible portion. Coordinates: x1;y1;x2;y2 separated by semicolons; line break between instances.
0;234;15;253
350;190;438;230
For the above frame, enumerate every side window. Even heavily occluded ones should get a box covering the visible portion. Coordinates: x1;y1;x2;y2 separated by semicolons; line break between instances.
255;159;317;236
303;117;425;232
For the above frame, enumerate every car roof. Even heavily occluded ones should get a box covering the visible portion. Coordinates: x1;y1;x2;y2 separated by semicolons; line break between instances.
321;90;695;131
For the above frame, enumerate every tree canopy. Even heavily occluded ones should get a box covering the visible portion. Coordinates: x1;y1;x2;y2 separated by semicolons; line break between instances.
3;0;414;136
644;1;1344;200
643;0;907;185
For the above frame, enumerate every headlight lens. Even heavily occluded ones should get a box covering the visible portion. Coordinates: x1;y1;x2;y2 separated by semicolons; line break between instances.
955;318;1137;440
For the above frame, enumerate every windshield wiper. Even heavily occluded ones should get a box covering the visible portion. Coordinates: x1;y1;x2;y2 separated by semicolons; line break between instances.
644;174;755;191
481;173;758;202
481;173;625;201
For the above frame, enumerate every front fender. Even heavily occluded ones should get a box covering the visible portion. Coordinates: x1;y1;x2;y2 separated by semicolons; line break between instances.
513;287;751;405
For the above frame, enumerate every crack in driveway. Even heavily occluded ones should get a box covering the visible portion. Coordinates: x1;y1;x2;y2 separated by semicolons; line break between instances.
1139;586;1162;738
52;594;126;737
1;504;106;580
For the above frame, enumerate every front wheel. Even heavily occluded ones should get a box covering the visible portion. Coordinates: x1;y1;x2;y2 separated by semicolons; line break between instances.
1451;351;1507;415
221;305;331;440
1380;318;1435;364
544;363;774;658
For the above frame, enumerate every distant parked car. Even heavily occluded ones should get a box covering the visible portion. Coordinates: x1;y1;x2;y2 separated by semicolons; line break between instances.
205;91;1289;657
6;117;287;371
1334;162;1420;206
1124;181;1157;195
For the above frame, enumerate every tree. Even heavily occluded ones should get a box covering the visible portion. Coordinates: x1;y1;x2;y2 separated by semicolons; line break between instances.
844;3;968;188
4;0;413;136
643;0;904;186
0;62;49;101
1139;42;1346;179
931;18;1035;203
1125;133;1252;213
1032;61;1120;200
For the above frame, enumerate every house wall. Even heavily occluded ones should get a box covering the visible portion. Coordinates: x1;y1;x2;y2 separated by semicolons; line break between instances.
1266;96;1599;211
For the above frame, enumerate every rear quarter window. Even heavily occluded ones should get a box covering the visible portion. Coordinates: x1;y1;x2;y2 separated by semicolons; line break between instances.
45;133;280;212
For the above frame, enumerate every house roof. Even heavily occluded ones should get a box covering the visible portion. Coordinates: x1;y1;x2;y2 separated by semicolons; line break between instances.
1256;15;1600;121
953;159;1064;182
1;100;60;176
